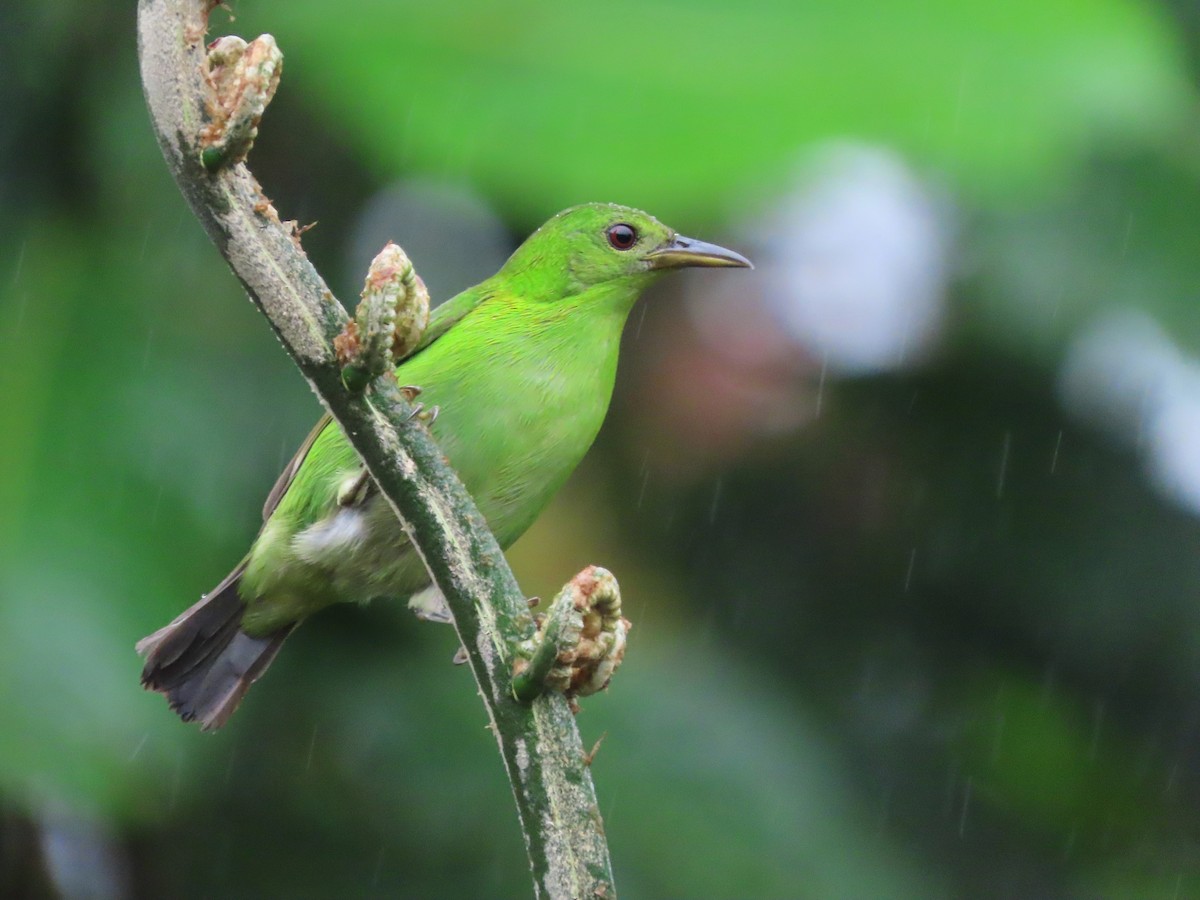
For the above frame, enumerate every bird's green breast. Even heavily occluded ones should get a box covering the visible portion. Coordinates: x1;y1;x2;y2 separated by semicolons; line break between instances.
406;294;626;540
240;283;638;632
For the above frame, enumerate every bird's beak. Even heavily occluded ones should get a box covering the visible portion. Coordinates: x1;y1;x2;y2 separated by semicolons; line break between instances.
644;234;753;270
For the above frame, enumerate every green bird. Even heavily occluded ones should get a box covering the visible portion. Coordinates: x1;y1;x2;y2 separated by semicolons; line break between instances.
138;202;750;729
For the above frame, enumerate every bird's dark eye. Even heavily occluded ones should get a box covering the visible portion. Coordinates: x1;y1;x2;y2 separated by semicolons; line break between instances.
606;223;638;251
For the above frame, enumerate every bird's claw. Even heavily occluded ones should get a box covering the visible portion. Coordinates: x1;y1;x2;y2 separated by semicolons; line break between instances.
406;402;439;425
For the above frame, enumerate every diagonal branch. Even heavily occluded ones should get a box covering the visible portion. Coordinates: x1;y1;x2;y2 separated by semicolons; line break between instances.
136;2;615;897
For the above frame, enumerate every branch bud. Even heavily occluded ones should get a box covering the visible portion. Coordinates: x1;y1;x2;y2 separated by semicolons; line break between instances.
512;566;630;703
335;242;430;391
199;34;282;172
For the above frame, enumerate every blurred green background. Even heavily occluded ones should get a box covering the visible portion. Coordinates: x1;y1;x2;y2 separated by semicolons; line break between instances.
5;1;1200;897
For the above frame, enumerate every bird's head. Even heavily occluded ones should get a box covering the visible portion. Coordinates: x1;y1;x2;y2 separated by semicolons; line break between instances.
497;202;750;303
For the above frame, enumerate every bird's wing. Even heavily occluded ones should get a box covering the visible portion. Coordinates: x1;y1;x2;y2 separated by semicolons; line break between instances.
261;413;330;522
260;287;489;523
408;284;487;355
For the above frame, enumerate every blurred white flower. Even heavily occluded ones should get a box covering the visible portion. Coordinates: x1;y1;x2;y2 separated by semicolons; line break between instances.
752;143;951;374
1059;308;1200;515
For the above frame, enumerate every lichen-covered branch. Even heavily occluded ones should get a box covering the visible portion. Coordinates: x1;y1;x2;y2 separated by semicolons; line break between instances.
136;2;614;896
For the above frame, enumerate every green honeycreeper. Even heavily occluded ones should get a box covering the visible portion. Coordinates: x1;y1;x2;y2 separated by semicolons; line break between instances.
138;202;750;729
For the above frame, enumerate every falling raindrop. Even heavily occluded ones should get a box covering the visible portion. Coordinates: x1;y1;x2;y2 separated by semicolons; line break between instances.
127;733;149;763
306;725;319;773
1089;699;1105;761
145;483;164;527
1049;286;1065;324
371;844;386;888
950;64;970;143
1165;760;1180;796
707;478;723;524
1119;211;1134;259
815;355;827;418
876;784;893;832
958;776;973;838
141;327;155;371
1062;824;1078;859
635;450;650;510
996;431;1012;499
633;302;649;342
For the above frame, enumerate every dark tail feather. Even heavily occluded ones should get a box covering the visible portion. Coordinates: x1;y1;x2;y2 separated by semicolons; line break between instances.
137;562;292;731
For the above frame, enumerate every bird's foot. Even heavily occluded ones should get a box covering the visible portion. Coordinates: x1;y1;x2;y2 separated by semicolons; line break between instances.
409;588;469;665
510;566;629;706
406;402;440;426
399;386;439;425
409;585;453;624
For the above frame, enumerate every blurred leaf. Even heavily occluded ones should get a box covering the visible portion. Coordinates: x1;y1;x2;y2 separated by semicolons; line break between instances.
235;0;1193;224
955;670;1157;846
972;152;1200;357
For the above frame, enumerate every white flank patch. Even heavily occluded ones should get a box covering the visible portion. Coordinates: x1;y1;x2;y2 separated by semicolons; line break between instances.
293;509;367;562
